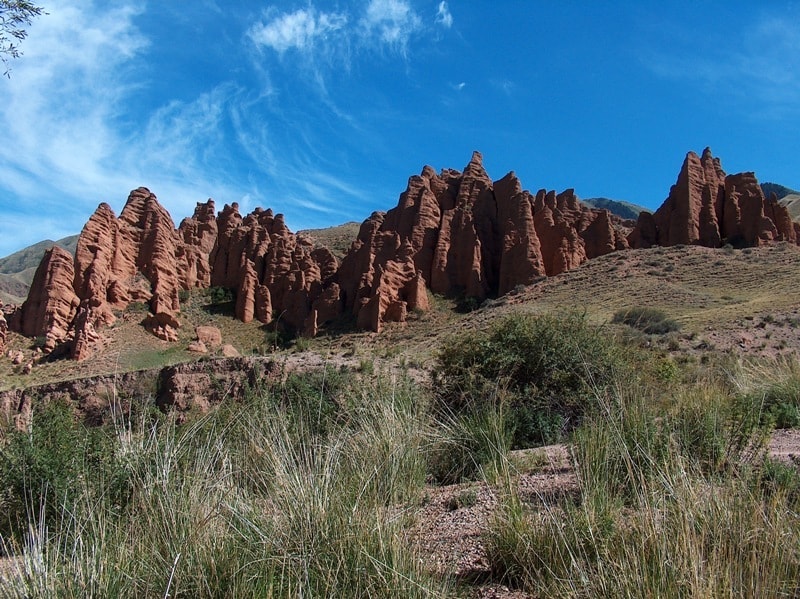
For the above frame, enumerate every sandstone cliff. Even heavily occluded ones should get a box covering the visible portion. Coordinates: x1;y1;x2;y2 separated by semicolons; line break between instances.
629;148;796;248
338;152;628;331
11;148;789;358
70;188;184;359
17;245;79;352
10;189;344;360
209;204;341;336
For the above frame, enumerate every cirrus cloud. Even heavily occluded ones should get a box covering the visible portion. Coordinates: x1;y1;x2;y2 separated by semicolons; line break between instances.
248;8;348;54
250;0;453;60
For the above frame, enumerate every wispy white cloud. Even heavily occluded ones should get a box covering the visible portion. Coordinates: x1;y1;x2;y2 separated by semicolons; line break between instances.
435;1;453;29
643;10;800;118
249;0;447;61
491;78;515;96
361;0;421;49
248;8;348;54
0;1;149;206
0;0;457;256
0;0;254;254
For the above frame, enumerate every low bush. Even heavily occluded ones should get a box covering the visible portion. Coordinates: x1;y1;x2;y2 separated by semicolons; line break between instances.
732;358;800;429
435;312;627;448
612;306;681;335
0;401;131;542
205;286;234;304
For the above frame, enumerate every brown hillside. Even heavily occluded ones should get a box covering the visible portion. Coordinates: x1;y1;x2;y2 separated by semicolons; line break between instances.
3;242;800;390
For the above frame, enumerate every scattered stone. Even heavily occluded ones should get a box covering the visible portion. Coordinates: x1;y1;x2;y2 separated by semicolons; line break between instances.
187;340;208;354
195;325;222;348
221;344;240;357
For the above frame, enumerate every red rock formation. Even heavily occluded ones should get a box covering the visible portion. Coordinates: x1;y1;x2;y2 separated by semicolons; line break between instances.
235;260;259;324
18;246;79;352
69;188;183;358
177;200;218;289
0;311;7;354
211;205;340;333
73;202;119;327
629;148;795;249
339;151;627;331
117;187;182;319
23;149;760;352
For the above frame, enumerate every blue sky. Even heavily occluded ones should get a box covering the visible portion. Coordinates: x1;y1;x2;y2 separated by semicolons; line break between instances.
0;0;798;256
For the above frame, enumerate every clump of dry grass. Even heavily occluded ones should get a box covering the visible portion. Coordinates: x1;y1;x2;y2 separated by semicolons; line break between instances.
0;371;450;598
485;363;800;598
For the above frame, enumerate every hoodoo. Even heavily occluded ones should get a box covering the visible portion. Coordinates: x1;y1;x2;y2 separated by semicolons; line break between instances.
629;148;797;248
8;149;789;359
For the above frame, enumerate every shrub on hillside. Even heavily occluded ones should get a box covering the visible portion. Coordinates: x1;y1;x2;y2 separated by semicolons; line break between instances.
0;401;129;543
205;286;234;305
612;306;680;335
434;312;626;448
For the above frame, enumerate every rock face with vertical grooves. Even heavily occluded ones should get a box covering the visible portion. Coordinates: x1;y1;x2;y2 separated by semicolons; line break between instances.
17;245;79;352
70;188;184;359
9;149;794;360
629;148;796;248
177;200;218;290
337;151;628;331
0;311;6;354
210;205;340;336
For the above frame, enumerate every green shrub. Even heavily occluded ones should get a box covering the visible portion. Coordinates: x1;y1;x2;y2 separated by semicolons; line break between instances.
0;401;130;544
205;286;234;304
759;458;800;506
435;312;625;448
612;306;680;335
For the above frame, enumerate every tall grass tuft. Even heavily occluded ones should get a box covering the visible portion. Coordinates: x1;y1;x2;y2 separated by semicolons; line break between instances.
486;371;800;598
0;370;450;598
731;357;800;428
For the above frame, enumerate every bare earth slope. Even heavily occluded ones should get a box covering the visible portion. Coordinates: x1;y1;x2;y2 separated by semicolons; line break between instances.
4;242;800;389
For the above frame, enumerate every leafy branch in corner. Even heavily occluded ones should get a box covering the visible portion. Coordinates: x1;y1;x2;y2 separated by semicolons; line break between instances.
0;0;45;77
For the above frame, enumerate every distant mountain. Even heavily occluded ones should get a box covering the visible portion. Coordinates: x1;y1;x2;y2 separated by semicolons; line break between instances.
581;197;650;220
0;235;79;303
761;182;798;200
0;235;79;276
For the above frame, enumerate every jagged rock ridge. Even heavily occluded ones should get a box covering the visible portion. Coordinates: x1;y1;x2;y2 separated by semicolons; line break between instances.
337;152;629;332
629;148;797;248
7;148;792;362
209;203;340;336
7;189;338;360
